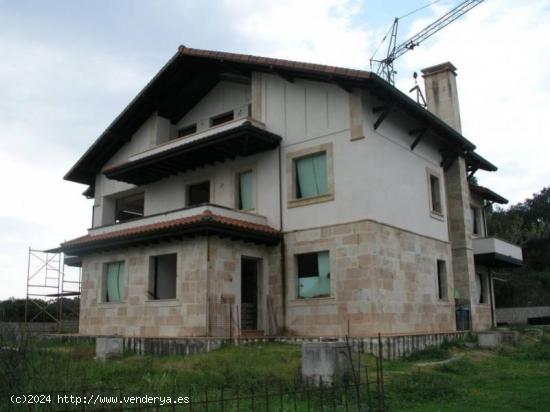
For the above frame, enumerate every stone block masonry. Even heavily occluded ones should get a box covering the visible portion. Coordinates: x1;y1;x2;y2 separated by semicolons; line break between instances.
284;219;457;337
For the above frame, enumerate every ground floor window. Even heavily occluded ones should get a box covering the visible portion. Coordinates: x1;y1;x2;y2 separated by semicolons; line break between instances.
476;273;488;304
104;261;125;302
297;251;330;298
148;254;178;300
436;260;448;300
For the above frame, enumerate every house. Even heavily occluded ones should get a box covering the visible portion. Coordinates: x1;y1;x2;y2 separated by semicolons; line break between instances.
53;47;522;338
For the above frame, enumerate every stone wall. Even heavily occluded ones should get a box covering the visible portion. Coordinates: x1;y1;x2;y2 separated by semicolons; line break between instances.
79;238;209;337
206;237;282;335
79;236;283;338
284;219;456;337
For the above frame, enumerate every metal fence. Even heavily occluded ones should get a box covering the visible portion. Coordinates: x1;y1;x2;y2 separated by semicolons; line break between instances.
5;379;384;411
3;336;386;412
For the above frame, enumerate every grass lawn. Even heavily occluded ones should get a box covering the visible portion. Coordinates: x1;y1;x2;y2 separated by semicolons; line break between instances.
1;329;550;411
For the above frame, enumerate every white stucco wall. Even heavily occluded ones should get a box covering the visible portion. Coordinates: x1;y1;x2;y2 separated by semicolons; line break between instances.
91;73;450;242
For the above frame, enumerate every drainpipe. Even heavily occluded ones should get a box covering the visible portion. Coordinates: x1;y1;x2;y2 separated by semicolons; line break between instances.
278;145;287;334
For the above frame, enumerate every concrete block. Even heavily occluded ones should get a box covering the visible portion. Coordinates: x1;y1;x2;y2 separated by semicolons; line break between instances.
301;341;350;386
96;337;123;360
478;332;501;349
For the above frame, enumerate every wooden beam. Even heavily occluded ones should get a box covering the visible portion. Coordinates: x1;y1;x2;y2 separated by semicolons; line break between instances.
373;104;393;131
410;128;429;151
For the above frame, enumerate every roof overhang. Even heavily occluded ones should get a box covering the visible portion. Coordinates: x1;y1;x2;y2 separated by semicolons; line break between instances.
465;151;497;172
64;46;492;186
103;120;281;186
474;252;523;268
469;184;508;204
50;210;281;255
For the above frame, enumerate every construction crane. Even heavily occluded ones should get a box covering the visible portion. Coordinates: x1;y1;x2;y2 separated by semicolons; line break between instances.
370;0;486;85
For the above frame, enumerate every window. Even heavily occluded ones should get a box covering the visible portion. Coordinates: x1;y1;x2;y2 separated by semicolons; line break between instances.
471;206;480;236
177;124;197;139
148;254;177;300
429;173;443;215
115;193;144;223
436;260;448;300
187;181;210;206
297;251;330;299
295;152;328;199
237;170;254;210
476;273;488;304
210;111;234;126
104;261;125;303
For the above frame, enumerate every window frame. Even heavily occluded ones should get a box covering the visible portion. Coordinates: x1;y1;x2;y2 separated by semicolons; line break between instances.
427;169;444;219
210;111;235;127
102;260;126;304
186;179;212;207
113;192;145;224
436;259;448;301
295;251;331;299
287;143;334;208
471;205;481;236
235;168;256;211
176;123;197;139
476;272;489;305
148;253;178;301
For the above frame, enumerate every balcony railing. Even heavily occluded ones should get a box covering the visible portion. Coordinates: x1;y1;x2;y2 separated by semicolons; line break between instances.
89;204;270;237
103;117;281;186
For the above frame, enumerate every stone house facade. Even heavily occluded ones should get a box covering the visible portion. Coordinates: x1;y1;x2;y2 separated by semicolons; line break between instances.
54;48;522;338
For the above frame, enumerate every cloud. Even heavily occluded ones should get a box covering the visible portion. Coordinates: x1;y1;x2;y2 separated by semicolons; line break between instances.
396;0;550;204
0;34;153;299
225;0;375;68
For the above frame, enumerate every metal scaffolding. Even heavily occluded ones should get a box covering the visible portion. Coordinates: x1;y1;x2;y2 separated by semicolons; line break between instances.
25;248;81;331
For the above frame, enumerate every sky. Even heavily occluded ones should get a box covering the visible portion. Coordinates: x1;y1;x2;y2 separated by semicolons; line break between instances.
1;0;549;300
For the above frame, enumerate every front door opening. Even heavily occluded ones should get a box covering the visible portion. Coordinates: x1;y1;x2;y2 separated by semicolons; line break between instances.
241;258;258;331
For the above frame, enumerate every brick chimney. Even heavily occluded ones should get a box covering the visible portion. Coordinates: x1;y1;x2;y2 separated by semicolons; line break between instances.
421;62;462;133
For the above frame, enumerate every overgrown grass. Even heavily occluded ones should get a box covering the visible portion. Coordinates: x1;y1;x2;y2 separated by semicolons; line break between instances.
2;331;550;411
384;332;550;411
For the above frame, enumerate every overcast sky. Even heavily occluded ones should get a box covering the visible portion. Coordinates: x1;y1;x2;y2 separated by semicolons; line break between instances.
1;0;548;300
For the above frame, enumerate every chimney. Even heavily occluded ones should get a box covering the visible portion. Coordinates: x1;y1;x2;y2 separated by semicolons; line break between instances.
421;62;462;133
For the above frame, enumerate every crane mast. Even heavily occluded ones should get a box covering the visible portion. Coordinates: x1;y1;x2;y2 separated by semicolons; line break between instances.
372;0;486;85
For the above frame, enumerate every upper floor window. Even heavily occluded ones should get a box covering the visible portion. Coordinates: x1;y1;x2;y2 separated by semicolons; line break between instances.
295;152;328;199
287;143;334;208
176;124;197;139
237;170;254;210
115;193;144;223
187;181;210;206
428;171;443;216
471;206;481;236
210;111;234;127
103;261;125;303
297;251;330;299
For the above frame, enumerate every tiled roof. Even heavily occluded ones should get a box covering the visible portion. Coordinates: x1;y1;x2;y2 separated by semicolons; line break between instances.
179;46;372;81
59;210;280;252
469;183;508;204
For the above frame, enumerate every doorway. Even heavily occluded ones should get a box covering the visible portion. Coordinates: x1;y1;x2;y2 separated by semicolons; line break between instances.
241;258;259;331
